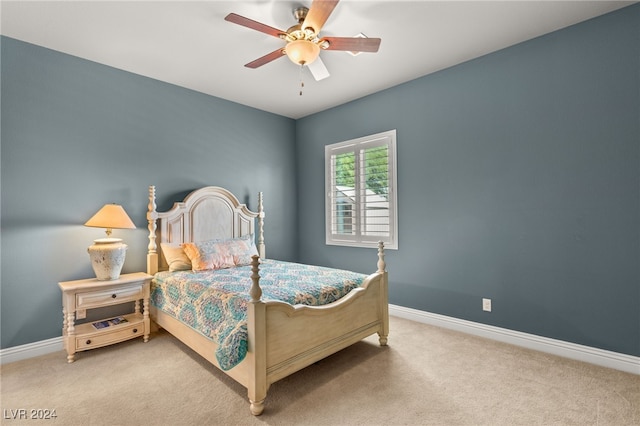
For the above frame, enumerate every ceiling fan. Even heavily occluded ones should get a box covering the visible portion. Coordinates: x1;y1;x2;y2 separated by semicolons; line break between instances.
224;0;381;82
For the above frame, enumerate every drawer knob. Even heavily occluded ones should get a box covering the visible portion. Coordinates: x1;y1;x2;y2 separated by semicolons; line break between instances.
86;339;91;345
133;328;138;334
111;294;117;299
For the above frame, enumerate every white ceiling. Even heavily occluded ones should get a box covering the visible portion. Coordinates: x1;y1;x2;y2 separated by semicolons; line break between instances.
1;1;634;119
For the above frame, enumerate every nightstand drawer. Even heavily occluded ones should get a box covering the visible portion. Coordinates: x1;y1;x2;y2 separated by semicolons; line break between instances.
76;284;143;309
75;322;143;350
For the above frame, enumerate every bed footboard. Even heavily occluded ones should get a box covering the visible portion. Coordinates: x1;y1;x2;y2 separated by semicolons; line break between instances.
246;242;388;415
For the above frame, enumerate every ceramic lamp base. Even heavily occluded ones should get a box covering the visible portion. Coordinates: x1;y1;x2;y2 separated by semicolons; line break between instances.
88;238;128;280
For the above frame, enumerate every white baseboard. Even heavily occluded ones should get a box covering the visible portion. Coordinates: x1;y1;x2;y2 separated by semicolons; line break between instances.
2;308;638;375
0;337;63;365
389;304;639;375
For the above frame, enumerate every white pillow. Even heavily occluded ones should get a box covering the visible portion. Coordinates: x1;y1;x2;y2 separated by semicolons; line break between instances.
160;243;192;271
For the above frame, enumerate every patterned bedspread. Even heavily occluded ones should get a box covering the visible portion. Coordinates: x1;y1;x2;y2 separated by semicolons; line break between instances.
151;260;367;370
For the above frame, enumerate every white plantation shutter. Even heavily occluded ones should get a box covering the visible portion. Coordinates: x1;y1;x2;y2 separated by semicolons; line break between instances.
326;130;398;249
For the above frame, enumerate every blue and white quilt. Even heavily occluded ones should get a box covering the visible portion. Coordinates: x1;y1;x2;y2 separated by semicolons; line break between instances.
151;260;367;370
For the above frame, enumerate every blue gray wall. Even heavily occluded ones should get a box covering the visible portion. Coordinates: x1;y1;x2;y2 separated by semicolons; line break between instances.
1;36;297;348
296;5;639;356
2;5;638;357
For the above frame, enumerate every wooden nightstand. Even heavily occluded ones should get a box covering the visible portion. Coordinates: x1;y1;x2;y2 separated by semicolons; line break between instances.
58;272;152;363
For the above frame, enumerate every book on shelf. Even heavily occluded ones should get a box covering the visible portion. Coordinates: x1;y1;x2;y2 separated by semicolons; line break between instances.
92;316;128;329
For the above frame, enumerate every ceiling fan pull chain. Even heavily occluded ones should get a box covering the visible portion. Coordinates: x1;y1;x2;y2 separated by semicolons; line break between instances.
299;64;305;96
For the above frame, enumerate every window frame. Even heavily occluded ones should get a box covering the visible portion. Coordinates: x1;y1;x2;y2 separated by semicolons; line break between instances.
325;129;398;250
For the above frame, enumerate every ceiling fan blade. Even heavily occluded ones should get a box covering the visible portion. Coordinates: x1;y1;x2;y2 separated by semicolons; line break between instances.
302;0;339;33
307;57;330;81
225;13;286;39
244;48;286;69
321;37;381;53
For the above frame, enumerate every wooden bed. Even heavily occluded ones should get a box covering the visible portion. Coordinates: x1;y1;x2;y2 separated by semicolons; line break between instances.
146;185;389;415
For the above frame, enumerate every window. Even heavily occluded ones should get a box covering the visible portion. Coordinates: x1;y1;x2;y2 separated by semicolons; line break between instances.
325;129;398;249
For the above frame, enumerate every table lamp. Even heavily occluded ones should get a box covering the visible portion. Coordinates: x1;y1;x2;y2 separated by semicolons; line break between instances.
84;204;136;280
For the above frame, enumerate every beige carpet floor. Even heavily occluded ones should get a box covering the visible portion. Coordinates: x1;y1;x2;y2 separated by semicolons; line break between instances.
1;316;638;425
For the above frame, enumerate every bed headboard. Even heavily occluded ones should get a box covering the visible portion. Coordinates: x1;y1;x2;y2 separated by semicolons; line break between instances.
146;185;265;274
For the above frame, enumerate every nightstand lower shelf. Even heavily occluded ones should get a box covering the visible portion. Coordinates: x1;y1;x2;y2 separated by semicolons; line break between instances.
72;313;145;351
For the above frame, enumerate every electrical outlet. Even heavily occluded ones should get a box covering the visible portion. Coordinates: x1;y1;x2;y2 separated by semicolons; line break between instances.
482;298;492;312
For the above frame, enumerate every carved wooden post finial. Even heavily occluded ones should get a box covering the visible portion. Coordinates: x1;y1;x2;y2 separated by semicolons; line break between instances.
250;255;262;303
377;241;386;273
258;192;265;259
147;185;157;254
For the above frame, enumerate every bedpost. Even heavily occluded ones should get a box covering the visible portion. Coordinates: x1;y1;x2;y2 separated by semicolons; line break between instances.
147;185;158;275
377;241;389;346
257;192;265;259
249;255;262;303
247;255;267;415
377;241;386;274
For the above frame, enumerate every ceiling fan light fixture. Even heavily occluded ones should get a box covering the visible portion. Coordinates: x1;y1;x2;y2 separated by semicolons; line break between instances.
227;0;381;80
285;39;320;65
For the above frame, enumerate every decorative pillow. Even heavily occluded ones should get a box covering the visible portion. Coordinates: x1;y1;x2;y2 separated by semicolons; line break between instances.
182;235;258;272
160;243;192;272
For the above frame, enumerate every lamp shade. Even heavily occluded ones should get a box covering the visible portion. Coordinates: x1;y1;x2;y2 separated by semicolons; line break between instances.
85;204;136;232
285;40;320;65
